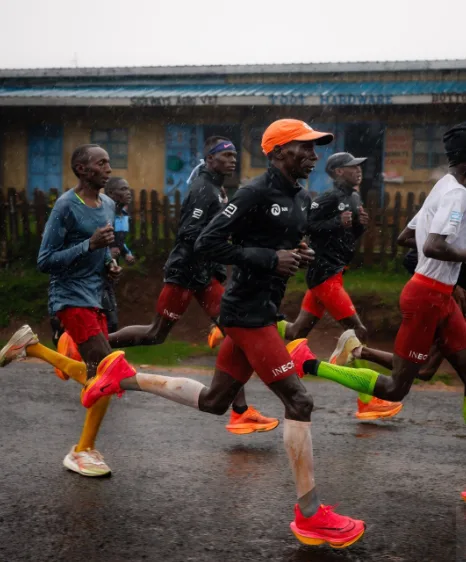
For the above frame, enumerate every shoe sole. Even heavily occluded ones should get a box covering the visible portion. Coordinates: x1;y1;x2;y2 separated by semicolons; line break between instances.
226;420;280;435
329;330;357;366
290;524;365;549
355;403;403;420
0;326;38;367
63;455;111;477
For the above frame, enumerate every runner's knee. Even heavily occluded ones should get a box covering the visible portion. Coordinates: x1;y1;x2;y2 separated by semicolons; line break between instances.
285;389;314;421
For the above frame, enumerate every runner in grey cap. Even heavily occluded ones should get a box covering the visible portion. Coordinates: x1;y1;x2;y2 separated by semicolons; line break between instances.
325;152;367;174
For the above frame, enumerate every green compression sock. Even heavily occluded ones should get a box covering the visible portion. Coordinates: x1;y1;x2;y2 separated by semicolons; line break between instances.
316;361;379;396
277;319;288;340
358;393;373;404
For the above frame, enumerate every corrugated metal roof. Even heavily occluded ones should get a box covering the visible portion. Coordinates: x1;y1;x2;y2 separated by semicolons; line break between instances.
0;59;466;78
0;81;465;99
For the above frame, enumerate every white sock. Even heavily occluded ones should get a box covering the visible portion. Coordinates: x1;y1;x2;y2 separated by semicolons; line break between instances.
283;419;316;500
135;372;205;409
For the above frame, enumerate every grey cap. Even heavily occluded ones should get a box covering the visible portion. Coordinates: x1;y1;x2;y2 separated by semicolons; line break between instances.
325;152;367;175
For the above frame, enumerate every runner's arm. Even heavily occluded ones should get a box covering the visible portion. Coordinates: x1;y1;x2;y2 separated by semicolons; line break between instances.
306;192;342;234
194;186;277;271
397;226;416;249
177;187;220;245
37;204;94;274
424;190;466;261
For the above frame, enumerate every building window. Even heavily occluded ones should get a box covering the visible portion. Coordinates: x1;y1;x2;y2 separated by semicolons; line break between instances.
412;126;445;169
249;127;268;168
91;128;128;168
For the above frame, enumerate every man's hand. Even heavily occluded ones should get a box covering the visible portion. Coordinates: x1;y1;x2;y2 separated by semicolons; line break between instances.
295;241;315;268
358;207;369;226
341;211;353;228
275;249;300;277
125;254;136;265
89;225;114;251
107;259;122;282
110;247;121;260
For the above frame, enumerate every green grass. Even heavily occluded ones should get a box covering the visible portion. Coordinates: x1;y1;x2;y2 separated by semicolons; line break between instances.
0;265;49;327
286;266;410;306
0;337;215;369
119;339;215;367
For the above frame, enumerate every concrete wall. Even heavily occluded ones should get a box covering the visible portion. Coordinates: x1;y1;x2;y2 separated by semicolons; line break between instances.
2;103;466;207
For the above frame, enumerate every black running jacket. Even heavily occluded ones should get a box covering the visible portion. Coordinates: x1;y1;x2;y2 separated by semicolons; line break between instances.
164;168;227;290
306;183;366;289
194;166;312;328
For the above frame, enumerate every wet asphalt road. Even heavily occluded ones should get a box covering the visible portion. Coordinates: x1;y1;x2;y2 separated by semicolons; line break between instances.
0;363;464;562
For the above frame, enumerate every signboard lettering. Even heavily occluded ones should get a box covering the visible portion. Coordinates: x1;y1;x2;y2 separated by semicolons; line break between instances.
432;93;466;104
320;94;393;105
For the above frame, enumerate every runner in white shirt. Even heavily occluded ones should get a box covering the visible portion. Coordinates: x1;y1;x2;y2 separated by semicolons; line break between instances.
287;122;466;502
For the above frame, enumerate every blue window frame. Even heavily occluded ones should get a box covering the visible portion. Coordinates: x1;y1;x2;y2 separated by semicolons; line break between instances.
91;128;128;168
27;125;63;196
412;126;445;169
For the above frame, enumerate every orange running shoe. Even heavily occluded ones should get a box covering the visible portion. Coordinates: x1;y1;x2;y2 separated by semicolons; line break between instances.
461;490;466;502
81;351;136;408
207;326;224;349
290;504;365;549
225;406;279;435
355;397;403;420
286;339;317;378
54;332;82;381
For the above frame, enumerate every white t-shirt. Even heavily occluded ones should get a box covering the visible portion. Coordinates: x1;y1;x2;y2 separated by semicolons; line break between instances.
408;174;466;285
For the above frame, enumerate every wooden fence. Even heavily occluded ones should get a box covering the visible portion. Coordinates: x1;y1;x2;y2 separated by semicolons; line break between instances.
0;187;182;266
0;187;425;268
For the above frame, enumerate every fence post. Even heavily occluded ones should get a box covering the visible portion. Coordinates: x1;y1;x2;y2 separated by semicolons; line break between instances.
151;190;159;246
406;191;415;224
19;191;30;246
139;189;148;243
7;187;18;242
391;191;402;259
418;192;426;210
363;189;378;267
0;189;7;265
34;189;47;237
379;191;390;270
163;195;170;254
174;190;181;226
129;189;136;239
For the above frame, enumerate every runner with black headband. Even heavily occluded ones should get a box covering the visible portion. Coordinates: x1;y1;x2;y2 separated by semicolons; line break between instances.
102;135;277;434
287;122;466;502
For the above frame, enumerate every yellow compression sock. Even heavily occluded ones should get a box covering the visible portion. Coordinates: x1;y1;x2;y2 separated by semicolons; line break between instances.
26;343;87;385
76;396;111;452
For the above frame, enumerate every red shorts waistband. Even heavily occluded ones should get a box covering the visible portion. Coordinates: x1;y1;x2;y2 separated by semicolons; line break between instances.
411;273;454;295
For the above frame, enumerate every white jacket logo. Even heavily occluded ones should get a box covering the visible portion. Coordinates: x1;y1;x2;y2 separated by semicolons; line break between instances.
272;361;295;377
271;204;281;216
409;350;428;361
192;208;203;219
223;204;237;218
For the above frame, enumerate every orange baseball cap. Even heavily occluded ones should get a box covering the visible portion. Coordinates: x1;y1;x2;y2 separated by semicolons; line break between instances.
261;119;334;155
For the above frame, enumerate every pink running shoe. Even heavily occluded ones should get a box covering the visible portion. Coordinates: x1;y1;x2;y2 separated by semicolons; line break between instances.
286;339;316;378
81;351;136;408
290;503;365;549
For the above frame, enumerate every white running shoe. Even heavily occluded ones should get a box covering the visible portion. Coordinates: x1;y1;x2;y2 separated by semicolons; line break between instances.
63;445;111;477
329;329;362;366
0;325;39;367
